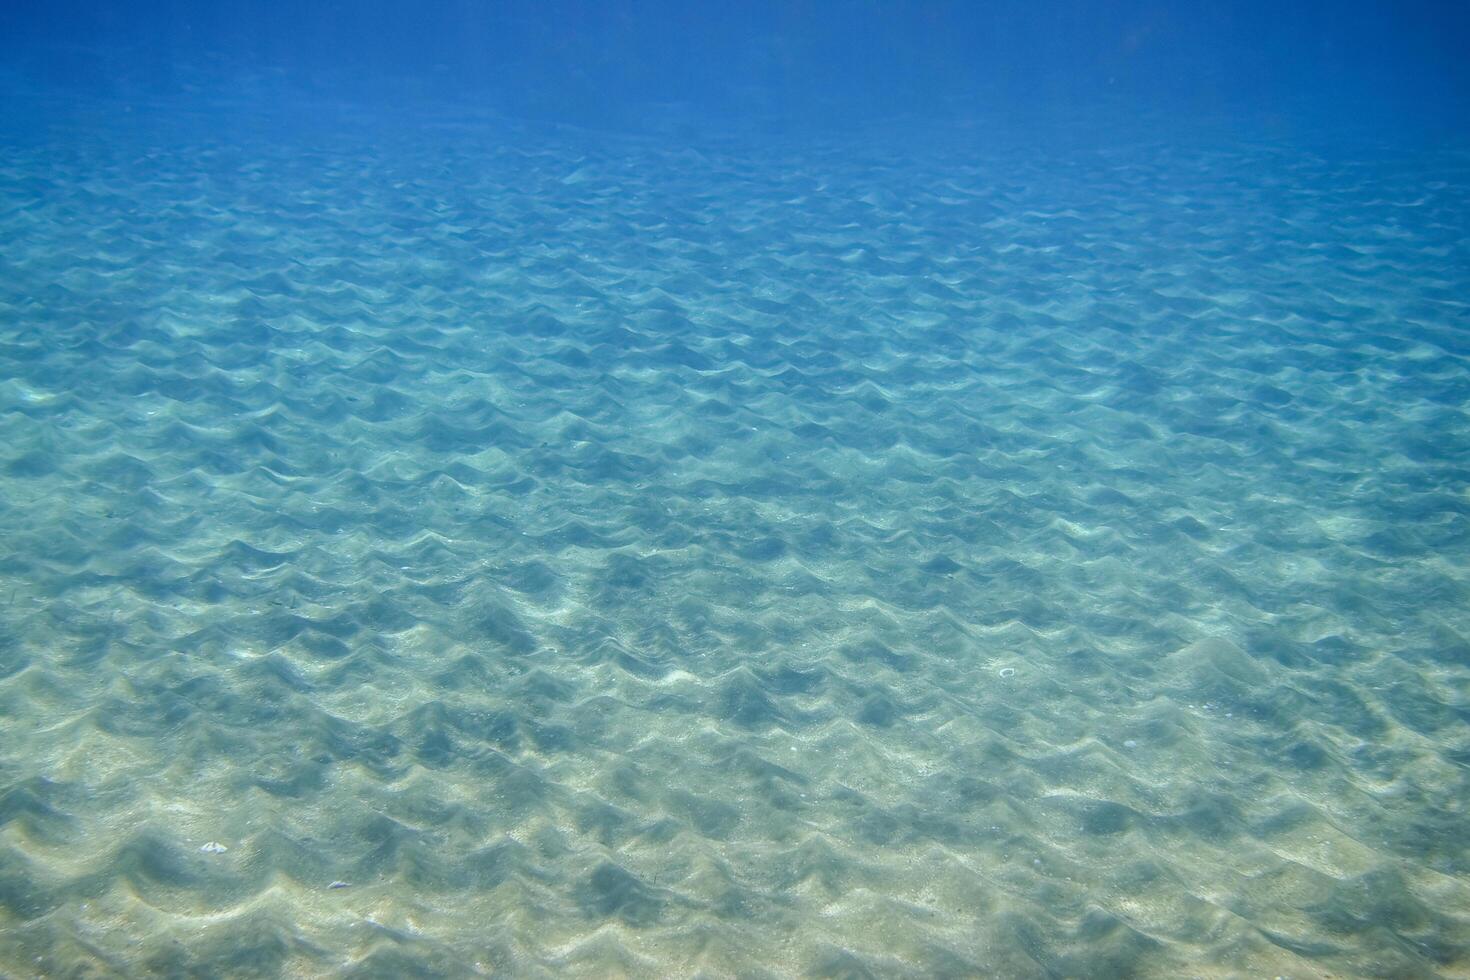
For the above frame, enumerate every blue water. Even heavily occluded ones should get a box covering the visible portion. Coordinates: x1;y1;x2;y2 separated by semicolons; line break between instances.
1;4;1468;977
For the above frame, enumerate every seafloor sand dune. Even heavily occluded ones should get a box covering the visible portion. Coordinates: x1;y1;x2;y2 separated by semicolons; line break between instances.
0;111;1467;977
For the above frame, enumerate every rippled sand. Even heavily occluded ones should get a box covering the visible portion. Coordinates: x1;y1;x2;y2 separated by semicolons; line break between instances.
0;103;1467;977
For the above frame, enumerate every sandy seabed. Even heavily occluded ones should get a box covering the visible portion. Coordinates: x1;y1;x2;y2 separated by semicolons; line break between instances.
0;102;1467;977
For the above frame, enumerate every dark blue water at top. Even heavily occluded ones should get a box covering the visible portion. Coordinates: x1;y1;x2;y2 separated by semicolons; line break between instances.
4;0;1469;142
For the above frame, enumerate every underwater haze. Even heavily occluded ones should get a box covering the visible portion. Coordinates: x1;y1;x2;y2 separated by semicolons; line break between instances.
2;2;1469;977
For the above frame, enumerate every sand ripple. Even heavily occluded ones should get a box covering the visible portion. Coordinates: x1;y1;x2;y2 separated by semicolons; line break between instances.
0;109;1467;976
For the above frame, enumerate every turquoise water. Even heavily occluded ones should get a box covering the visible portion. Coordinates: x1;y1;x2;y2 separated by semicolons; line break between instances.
1;104;1468;977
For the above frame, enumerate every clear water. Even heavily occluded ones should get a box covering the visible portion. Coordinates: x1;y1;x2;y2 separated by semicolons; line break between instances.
2;12;1469;979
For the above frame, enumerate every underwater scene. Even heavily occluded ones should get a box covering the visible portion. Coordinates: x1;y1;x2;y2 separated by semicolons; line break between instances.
1;2;1468;977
